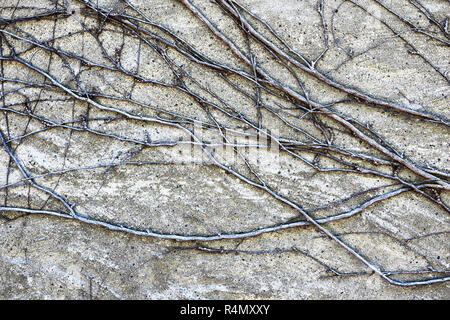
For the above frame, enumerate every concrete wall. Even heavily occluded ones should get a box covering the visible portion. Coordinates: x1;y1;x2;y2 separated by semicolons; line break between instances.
0;0;449;299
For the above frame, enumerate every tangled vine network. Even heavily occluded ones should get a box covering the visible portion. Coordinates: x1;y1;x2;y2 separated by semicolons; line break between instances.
0;0;449;288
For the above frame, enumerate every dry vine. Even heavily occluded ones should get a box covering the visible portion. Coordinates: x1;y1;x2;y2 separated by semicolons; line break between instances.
0;0;449;288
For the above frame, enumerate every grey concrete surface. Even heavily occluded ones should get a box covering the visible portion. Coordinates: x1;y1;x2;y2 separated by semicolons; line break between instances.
0;0;449;299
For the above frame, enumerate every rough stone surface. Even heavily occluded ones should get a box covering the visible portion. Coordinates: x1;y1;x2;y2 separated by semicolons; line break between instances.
0;0;449;299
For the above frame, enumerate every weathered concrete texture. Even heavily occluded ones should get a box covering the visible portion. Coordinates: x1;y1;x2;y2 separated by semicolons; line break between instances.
0;0;449;299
